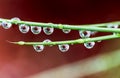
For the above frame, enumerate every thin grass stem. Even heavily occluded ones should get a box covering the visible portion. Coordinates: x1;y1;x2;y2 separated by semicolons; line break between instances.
0;18;120;33
9;34;120;46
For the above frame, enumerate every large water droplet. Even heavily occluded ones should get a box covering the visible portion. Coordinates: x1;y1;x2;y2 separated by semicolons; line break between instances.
84;42;95;49
43;27;54;35
31;26;42;34
62;29;71;34
58;44;70;52
1;21;12;29
33;45;44;52
79;30;91;38
19;24;30;33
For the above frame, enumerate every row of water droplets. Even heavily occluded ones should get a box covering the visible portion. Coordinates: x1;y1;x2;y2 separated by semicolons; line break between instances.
1;17;71;35
33;39;70;52
0;17;70;52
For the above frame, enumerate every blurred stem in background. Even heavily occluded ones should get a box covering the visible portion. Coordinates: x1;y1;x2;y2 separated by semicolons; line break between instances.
28;49;120;78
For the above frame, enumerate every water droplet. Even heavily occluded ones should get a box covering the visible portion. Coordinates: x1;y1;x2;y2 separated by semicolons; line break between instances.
1;21;12;29
43;39;52;46
43;39;51;43
62;29;71;34
31;26;42;34
19;24;30;33
79;30;91;38
33;45;44;52
107;24;118;28
43;27;54;35
84;42;95;49
11;17;20;22
107;24;119;35
11;17;20;25
58;44;70;52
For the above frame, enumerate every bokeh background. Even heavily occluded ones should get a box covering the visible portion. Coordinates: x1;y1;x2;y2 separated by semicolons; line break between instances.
0;0;120;78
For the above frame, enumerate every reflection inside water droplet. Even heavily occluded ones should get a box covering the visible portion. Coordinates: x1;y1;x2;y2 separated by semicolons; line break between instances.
84;42;95;49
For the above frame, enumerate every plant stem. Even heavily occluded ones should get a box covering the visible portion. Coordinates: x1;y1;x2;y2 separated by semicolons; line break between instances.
10;34;120;46
0;18;120;33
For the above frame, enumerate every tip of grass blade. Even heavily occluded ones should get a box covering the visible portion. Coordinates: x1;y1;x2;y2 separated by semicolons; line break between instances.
6;40;25;45
6;40;16;44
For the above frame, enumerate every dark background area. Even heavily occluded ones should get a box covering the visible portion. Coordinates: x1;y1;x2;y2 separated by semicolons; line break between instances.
0;0;120;78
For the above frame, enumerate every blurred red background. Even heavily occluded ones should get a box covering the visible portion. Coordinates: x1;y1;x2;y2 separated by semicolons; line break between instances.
0;0;120;78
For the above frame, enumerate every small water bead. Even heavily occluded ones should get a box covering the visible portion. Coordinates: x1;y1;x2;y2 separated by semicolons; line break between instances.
43;39;52;46
1;21;12;29
58;44;70;52
43;39;52;43
33;45;44;52
107;24;119;29
43;27;54;35
19;24;30;33
84;42;95;49
62;29;71;34
107;24;119;35
79;30;91;38
31;26;42;34
11;17;21;22
11;17;21;24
